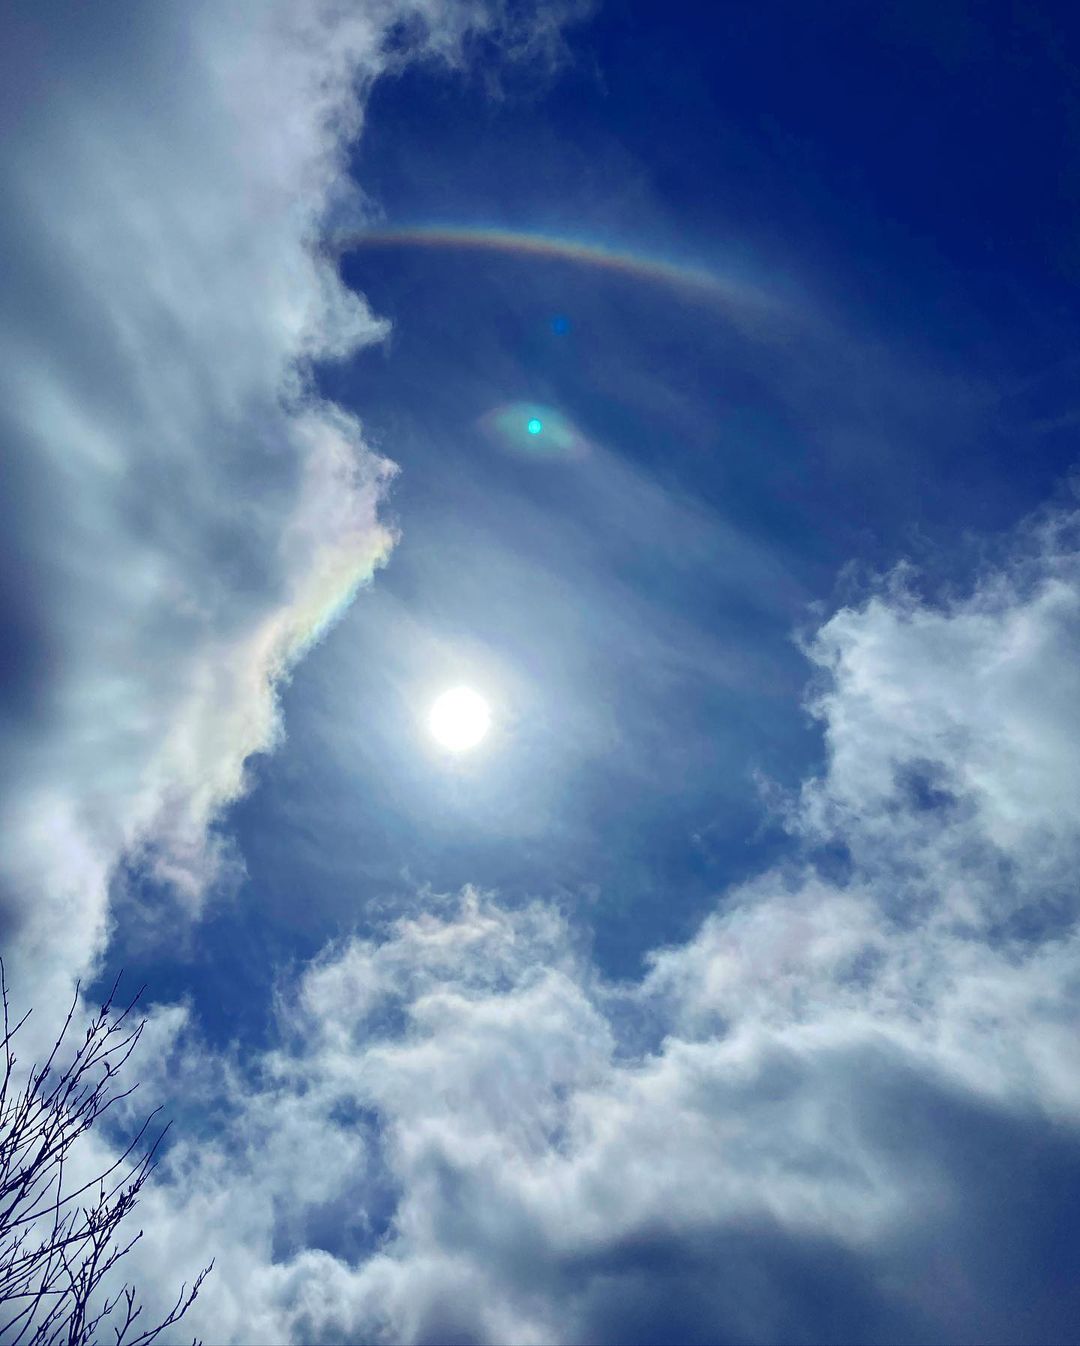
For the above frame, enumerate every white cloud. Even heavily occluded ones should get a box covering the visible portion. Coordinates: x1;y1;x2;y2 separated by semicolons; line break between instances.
802;503;1080;866
0;0;586;1028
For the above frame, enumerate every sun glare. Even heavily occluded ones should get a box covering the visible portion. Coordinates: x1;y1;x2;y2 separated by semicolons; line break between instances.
428;686;491;752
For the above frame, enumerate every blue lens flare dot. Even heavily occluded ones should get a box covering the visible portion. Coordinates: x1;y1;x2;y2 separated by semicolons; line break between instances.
527;418;543;435
551;315;570;334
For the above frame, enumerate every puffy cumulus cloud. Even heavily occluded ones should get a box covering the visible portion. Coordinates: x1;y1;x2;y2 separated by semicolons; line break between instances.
647;499;1080;1120
801;503;1080;887
118;497;1080;1343
0;0;587;1022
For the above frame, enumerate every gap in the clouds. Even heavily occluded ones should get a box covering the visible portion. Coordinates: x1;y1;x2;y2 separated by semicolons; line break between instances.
129;271;912;1049
220;256;828;996
94;261;1080;1055
269;1100;398;1266
355;0;1080;517
90;0;1080;1061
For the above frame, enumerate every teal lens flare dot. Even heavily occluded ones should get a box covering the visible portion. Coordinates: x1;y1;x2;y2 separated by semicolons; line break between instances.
527;418;543;435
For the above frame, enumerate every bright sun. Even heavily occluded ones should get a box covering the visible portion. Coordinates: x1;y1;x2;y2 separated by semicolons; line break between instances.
428;686;491;751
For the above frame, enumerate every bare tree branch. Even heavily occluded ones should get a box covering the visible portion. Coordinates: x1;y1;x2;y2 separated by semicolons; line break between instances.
0;961;213;1345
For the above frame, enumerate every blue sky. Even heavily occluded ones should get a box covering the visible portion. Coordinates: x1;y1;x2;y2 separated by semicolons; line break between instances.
3;2;1080;1342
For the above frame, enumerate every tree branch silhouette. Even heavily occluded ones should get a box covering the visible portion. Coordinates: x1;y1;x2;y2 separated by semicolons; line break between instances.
0;961;212;1345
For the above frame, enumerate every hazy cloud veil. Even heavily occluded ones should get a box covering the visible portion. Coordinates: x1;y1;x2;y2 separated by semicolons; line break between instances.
2;1;1079;1342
